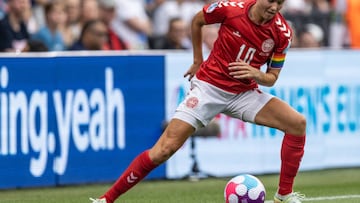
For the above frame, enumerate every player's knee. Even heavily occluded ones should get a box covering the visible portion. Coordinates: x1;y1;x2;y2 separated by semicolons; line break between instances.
298;114;307;132
290;114;307;135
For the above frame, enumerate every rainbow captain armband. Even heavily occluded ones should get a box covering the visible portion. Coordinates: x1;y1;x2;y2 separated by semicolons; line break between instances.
269;53;286;68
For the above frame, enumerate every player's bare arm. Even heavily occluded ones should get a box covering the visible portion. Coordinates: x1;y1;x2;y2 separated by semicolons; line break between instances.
228;61;280;87
184;11;207;81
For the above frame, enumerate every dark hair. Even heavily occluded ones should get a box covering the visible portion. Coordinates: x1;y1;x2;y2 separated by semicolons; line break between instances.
168;17;183;27
79;19;103;41
27;39;49;52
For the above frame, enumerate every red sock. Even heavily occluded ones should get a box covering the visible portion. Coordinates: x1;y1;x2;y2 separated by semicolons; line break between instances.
278;134;305;195
102;150;158;203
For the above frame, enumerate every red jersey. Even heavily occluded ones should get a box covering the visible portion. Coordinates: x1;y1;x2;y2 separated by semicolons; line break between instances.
196;0;292;93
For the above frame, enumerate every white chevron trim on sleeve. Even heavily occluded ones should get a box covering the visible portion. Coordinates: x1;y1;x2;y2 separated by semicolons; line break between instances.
275;18;291;38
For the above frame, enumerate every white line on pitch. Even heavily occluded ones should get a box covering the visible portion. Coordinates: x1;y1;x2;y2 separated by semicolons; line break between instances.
264;194;360;203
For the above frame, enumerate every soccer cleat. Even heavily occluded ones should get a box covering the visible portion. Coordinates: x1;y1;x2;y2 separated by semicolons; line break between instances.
274;192;305;203
89;197;107;203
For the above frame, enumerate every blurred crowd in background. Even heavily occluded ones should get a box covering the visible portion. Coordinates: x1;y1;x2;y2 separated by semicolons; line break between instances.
0;0;359;52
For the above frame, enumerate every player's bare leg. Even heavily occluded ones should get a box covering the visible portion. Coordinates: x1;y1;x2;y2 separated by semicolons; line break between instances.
92;119;195;203
254;97;306;203
149;119;196;164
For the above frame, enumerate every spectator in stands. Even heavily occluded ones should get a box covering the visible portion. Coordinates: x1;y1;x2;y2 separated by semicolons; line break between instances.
282;0;331;46
328;0;348;48
68;0;99;43
0;0;30;52
111;0;152;49
31;1;67;51
309;0;331;46
149;17;190;50
24;0;40;34
145;0;165;19
65;0;80;29
80;0;99;24
151;0;203;37
298;23;324;48
282;0;310;14
22;39;48;52
0;0;6;19
98;0;128;50
30;0;50;33
63;0;81;47
68;19;108;50
345;0;360;48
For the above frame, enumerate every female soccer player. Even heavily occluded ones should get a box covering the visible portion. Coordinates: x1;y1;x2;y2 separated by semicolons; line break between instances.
91;0;306;202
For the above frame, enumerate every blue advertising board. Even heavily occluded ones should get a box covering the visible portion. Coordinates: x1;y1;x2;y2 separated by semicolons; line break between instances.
0;54;166;188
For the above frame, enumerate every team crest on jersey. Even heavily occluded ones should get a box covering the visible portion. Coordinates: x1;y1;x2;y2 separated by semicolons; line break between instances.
262;39;275;53
186;97;199;109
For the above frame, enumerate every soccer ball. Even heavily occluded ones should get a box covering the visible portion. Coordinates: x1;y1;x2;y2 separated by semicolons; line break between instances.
224;174;266;203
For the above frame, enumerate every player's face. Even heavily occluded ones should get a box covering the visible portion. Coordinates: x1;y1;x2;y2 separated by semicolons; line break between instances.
258;0;285;21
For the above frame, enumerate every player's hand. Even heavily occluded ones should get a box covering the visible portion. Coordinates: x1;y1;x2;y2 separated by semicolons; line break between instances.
184;62;201;81
228;60;260;80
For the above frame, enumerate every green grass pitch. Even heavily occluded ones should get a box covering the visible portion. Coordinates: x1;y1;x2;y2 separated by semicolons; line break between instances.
0;168;359;203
